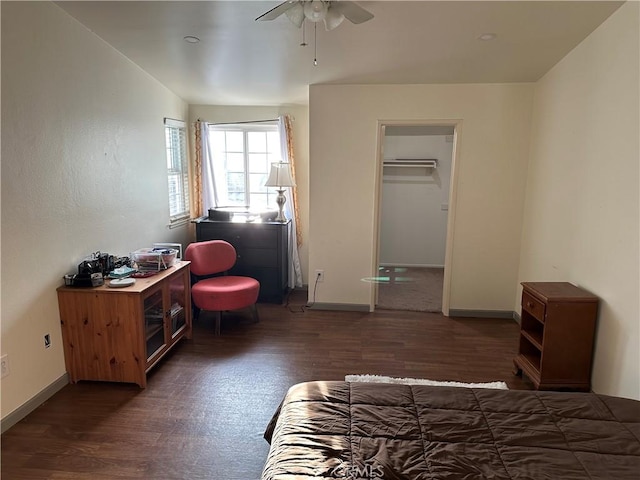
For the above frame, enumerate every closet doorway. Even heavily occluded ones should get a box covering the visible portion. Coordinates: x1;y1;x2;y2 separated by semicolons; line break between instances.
373;123;458;314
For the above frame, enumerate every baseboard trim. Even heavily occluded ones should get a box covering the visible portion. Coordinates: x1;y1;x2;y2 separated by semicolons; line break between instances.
379;263;445;269
308;303;370;312
449;309;515;319
1;373;69;434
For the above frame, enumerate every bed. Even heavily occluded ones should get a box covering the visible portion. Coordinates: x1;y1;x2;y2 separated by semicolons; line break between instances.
262;381;640;479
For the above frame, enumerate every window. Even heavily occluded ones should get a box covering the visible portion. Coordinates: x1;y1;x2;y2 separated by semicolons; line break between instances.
208;123;281;210
164;118;190;224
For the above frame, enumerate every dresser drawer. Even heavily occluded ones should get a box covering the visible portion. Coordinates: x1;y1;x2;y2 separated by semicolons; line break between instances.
235;228;277;248
197;224;277;248
236;248;278;268
522;291;546;322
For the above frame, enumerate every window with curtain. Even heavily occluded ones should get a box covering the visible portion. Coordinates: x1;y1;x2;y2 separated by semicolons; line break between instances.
165;118;190;224
208;123;281;210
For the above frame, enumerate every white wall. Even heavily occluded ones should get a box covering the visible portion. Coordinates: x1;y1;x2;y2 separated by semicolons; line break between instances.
1;2;189;420
309;83;533;310
380;134;453;266
517;2;639;400
189;105;310;284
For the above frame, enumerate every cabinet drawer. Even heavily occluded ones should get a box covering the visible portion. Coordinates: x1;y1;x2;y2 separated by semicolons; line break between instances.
236;248;278;268
197;224;277;248
196;224;238;244
522;291;546;322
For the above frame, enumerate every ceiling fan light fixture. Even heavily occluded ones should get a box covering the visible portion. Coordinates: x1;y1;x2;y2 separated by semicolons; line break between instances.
324;8;345;31
255;0;374;26
304;0;328;23
285;2;305;28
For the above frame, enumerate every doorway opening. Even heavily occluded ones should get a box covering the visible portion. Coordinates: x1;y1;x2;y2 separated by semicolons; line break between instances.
372;122;460;314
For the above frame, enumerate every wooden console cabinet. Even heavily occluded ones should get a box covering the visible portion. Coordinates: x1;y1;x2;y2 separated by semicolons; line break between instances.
193;218;289;303
57;261;192;387
513;282;598;391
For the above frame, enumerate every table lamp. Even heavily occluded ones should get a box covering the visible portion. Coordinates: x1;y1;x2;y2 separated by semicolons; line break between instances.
264;162;295;222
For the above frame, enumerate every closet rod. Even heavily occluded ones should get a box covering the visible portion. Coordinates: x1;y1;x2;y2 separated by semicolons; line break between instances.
383;159;438;167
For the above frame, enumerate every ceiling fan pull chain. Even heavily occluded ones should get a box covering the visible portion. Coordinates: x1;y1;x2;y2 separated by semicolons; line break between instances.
314;22;318;66
300;20;308;47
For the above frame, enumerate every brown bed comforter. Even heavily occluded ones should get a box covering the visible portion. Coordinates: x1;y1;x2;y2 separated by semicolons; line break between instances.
262;381;640;479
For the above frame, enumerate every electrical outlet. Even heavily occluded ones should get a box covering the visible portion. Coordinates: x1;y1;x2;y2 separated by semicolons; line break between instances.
315;269;324;282
44;334;51;349
1;354;9;378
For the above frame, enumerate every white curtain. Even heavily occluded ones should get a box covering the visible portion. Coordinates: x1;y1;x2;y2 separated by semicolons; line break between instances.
199;117;302;289
199;121;227;210
278;116;303;289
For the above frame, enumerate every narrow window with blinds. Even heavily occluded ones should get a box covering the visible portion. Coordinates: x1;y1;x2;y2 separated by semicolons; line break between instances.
164;118;190;225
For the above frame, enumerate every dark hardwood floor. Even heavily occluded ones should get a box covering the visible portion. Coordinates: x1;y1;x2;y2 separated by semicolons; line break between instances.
1;290;531;479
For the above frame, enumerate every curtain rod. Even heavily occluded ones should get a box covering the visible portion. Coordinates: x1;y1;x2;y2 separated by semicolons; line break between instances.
205;118;279;126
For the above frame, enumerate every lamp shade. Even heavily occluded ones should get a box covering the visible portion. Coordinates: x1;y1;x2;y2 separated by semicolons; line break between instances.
265;162;295;188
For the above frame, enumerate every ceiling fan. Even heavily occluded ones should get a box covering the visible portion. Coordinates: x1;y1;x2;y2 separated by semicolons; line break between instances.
256;0;374;31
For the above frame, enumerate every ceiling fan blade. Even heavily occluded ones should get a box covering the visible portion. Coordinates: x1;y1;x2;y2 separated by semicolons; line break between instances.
255;1;298;22
330;1;374;24
285;3;305;28
324;9;345;31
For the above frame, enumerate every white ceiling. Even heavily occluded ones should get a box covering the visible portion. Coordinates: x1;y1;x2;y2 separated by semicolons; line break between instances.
55;1;623;106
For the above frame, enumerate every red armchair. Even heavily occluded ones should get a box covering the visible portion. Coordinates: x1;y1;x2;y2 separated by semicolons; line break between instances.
184;240;260;335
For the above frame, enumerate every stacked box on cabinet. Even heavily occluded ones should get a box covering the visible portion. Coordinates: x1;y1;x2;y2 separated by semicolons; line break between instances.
132;248;178;271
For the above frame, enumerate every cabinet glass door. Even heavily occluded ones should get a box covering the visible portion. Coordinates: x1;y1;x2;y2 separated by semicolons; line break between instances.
168;271;187;339
144;288;165;361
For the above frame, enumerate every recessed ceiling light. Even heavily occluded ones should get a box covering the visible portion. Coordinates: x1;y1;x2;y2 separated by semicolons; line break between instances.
478;33;497;41
183;35;200;44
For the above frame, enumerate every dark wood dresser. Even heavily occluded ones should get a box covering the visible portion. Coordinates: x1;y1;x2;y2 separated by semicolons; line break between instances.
513;282;599;391
193;217;289;303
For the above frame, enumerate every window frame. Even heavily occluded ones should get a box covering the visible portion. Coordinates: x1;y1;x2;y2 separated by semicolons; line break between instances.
208;122;281;210
164;118;190;226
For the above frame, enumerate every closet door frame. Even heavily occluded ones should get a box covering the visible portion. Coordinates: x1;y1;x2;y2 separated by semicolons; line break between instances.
371;119;462;315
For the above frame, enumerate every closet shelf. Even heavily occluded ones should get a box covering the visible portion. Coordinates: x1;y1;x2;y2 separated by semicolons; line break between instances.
383;159;438;168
